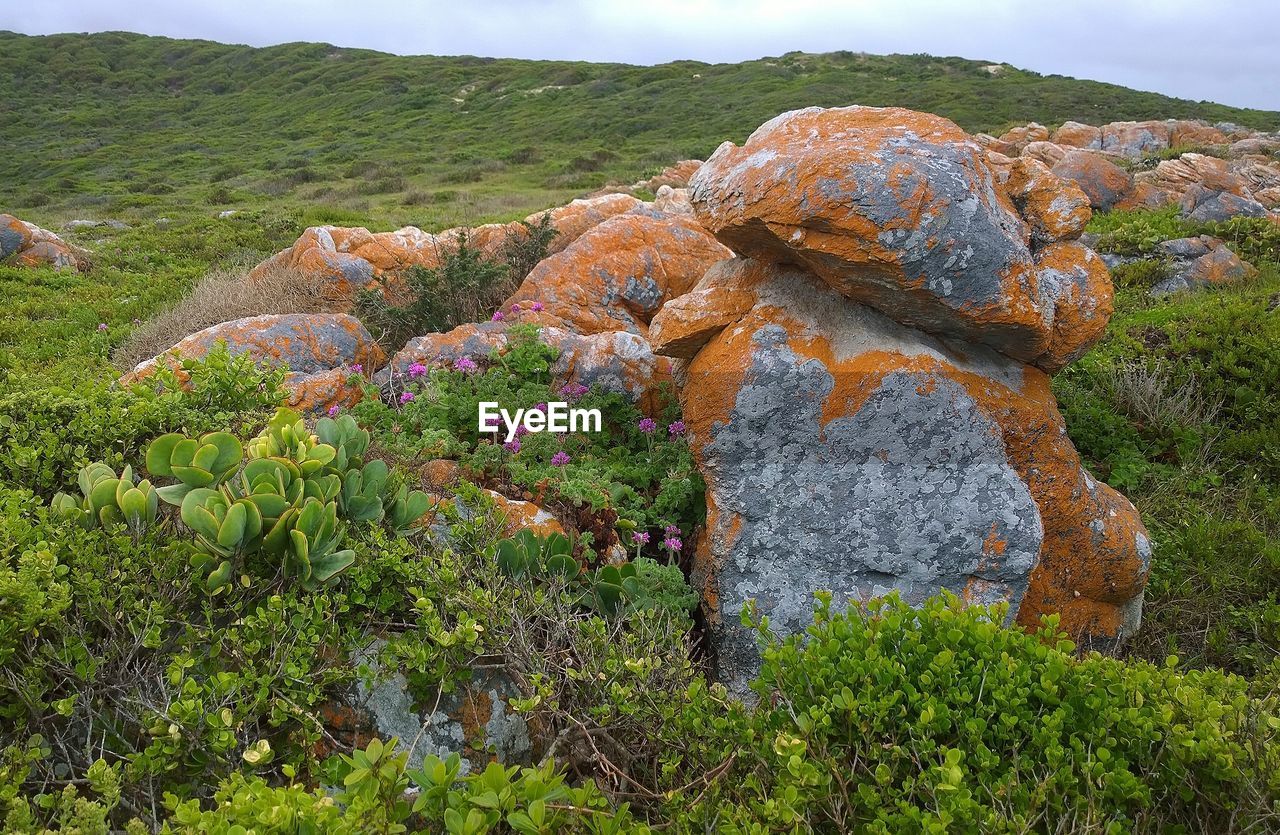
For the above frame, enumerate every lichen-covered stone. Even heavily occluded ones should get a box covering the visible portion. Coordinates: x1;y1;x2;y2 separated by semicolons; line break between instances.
690;105;1060;362
1051;151;1134;211
1052;121;1102;150
1005;158;1092;246
657;264;1148;691
1152;245;1258;295
503;208;731;336
125;313;385;384
1;214;90;271
1178;184;1269;222
1100;120;1171;158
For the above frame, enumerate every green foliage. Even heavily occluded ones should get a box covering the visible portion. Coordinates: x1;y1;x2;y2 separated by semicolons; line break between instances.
653;594;1280;832
50;462;159;535
353;221;555;349
354;326;703;545
3;31;1277;228
0;343;285;497
1090;206;1280;265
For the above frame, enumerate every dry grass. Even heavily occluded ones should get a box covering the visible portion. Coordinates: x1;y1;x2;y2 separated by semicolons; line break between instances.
1100;359;1224;430
112;257;333;371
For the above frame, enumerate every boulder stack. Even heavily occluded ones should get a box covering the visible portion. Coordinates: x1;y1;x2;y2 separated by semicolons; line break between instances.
1;213;91;271
651;106;1151;691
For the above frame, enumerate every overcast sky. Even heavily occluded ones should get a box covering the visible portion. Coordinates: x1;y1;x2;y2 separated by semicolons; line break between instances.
4;0;1278;111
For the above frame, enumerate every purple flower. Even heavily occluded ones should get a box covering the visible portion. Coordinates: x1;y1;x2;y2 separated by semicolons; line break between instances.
560;382;588;401
662;536;682;552
550;451;571;467
408;362;428;378
509;303;522;314
664;524;680;536
532;402;547;413
531;301;545;312
454;356;478;374
97;323;109;332
638;418;657;434
632;531;651;545
515;424;530;438
491;310;505;322
350;363;363;374
667;420;686;437
399;391;416;405
327;405;341;417
503;439;521;453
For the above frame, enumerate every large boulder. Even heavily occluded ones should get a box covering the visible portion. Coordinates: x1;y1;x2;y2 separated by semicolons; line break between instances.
124;313;384;413
1052;121;1102;150
247;193;644;306
1168;120;1229;148
651;262;1148;691
1;214;90;272
632;159;703;192
1100;120;1170;158
690;106;1109;372
1178;183;1269;222
996;122;1050;154
1051;151;1134;211
503;207;731;336
1152;243;1258;295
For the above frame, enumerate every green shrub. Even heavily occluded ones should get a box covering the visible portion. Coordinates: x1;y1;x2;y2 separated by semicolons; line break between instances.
654;594;1280;832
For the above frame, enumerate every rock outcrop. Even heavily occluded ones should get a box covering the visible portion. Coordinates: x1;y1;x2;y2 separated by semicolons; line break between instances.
124;313;384;413
1;214;91;271
1151;239;1258;295
652;106;1150;691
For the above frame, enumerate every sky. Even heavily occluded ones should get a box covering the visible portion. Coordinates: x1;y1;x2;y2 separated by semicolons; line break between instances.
4;0;1278;111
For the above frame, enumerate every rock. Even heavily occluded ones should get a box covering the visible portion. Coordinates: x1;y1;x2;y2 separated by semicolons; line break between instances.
1005;158;1092;245
1230;137;1280;156
1229;159;1280;195
480;490;565;538
691;105;1081;363
996;122;1050;154
1157;235;1217;259
1;214;91;271
1253;186;1280;209
652;184;694;216
1152;245;1257;295
1052;121;1102;150
504;207;731;336
124;313;385;395
1100;120;1171;158
345;639;532;776
1167;120;1228;148
1031;242;1114;373
652;261;1148;691
1178;184;1269;222
632;159;703;192
1051;151;1134;211
283;368;367;415
1136;153;1254;207
62;219;129;232
247;193;644;306
217;210;238;219
1021;141;1070;167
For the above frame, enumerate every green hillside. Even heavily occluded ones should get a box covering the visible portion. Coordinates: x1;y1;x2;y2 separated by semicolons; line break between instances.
3;30;1278;228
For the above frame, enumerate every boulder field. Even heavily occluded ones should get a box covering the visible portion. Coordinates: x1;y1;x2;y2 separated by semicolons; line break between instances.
127;105;1174;693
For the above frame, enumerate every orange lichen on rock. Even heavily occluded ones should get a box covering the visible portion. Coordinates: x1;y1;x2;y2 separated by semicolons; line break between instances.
1;213;91;272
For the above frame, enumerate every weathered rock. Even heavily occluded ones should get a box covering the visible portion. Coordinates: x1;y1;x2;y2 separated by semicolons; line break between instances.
347;640;532;776
1100;120;1170;158
283;368;367;415
1136;153;1254;207
1168;120;1228;148
691;105;1070;362
1;214;91;271
1052;121;1102;150
247;193;644;306
1179;183;1269;222
996;122;1050;154
1021;141;1071;167
1051;151;1134;211
504;207;731;336
125;314;385;392
632;159;703;192
1031;242;1114;373
1254;186;1280;209
653;262;1148;691
1005;158;1092;245
652;184;694;216
1230;159;1280;195
1230;137;1280;156
1156;235;1217;259
1152;245;1258;295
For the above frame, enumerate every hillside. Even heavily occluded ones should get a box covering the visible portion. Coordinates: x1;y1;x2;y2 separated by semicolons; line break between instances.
3;30;1279;228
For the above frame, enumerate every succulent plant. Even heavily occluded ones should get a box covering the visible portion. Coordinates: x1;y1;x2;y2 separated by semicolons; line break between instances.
51;462;158;534
285;497;355;591
385;484;432;533
146;430;243;504
589;562;640;616
247;408;336;477
338;458;388;523
315;413;370;473
496;529;579;581
180;487;265;559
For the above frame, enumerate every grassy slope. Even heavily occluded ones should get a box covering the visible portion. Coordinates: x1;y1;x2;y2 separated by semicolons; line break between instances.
3;30;1279;231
